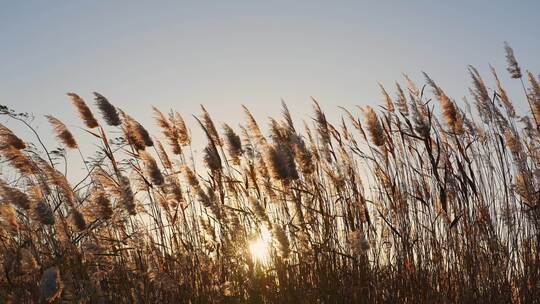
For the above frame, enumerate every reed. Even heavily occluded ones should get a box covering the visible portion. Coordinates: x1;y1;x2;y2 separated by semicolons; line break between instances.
0;45;539;303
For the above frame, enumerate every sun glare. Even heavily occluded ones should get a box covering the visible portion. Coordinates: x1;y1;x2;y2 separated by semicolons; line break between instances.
249;225;271;264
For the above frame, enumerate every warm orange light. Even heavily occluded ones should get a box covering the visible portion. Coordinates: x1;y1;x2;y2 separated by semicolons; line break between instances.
249;225;271;264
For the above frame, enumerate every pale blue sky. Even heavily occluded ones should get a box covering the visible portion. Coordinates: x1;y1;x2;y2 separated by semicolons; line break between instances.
1;1;539;156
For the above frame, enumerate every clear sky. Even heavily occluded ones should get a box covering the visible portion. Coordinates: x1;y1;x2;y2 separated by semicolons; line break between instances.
1;1;539;156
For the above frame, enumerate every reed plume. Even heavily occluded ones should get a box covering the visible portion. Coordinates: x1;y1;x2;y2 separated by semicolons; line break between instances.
395;82;409;115
0;179;31;210
222;123;243;165
0;123;25;150
379;83;395;112
172;111;191;146
272;225;290;258
439;93;463;134
67;92;98;128
69;208;87;231
362;106;385;146
203;143;222;172
94;92;121;126
156;141;172;170
121;112;153;150
243;105;266;145
0;146;37;174
140;150;164;186
91;190;113;220
153;107;181;154
527;70;540;127
45;115;78;149
504;41;522;79
31;200;55;225
117;174;137;215
200;106;222;147
491;66;516;117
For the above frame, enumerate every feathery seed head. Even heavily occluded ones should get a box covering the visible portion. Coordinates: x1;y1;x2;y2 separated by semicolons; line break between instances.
94;92;121;126
0;123;26;150
363;106;385;146
504;42;522;79
140;151;164;186
223;124;243;165
68;92;98;128
69;209;86;232
46;115;78;149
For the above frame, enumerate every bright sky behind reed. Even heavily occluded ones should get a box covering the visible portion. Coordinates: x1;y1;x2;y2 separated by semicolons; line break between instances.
1;0;539;143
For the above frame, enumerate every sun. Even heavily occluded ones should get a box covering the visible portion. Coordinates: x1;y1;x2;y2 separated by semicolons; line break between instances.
249;225;271;264
249;238;269;264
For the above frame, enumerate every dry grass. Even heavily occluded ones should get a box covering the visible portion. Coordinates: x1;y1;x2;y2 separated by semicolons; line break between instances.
0;45;539;303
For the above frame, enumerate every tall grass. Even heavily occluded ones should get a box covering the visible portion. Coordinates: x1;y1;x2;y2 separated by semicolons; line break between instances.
0;45;539;303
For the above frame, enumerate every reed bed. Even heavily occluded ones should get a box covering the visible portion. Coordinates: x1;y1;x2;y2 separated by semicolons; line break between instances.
0;45;539;303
